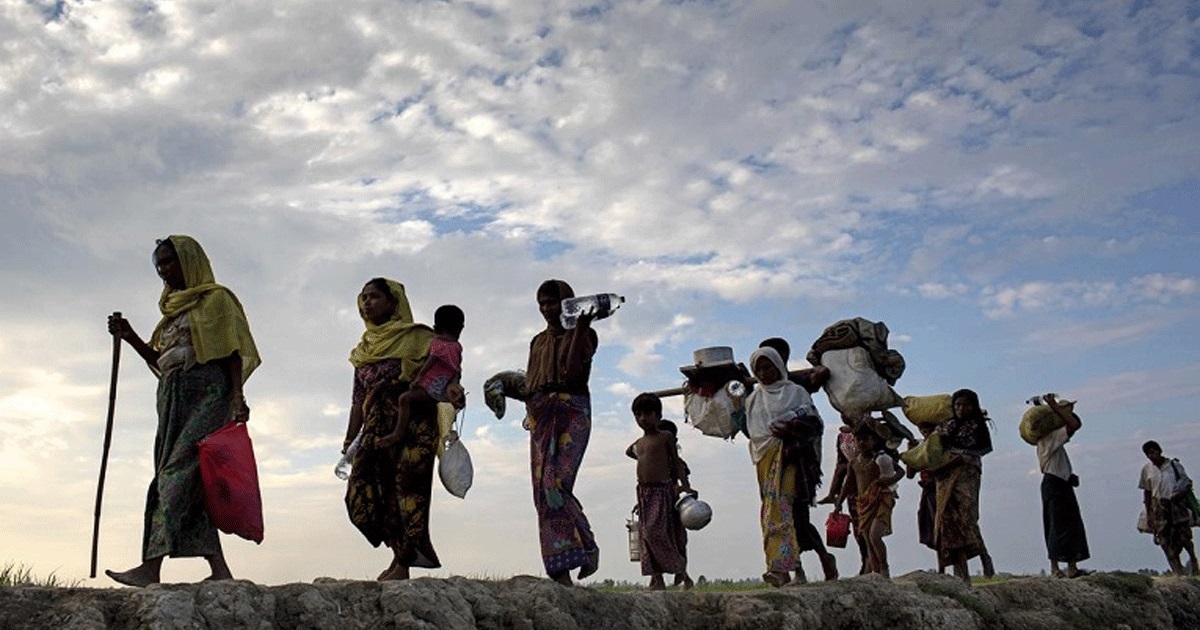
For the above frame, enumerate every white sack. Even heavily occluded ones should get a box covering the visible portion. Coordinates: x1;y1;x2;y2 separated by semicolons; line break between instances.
438;432;474;498
821;347;902;417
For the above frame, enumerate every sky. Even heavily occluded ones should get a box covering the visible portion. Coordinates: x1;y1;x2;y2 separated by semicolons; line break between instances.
1;0;1199;586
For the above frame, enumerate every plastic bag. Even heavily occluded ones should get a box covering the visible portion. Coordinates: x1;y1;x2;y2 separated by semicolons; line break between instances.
198;422;265;543
684;385;739;438
902;394;953;426
1137;507;1153;534
901;433;951;472
826;511;852;548
821;347;903;417
438;431;473;498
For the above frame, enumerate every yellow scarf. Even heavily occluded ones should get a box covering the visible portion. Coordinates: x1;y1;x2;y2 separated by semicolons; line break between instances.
348;279;433;382
149;235;261;383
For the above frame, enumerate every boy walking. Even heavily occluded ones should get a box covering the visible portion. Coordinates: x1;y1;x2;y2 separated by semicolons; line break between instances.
1140;440;1199;575
627;393;694;589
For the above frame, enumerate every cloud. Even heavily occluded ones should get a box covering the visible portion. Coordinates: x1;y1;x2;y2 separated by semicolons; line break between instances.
980;274;1199;318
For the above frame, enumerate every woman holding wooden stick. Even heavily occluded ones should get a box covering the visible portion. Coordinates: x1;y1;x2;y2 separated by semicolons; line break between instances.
105;235;260;586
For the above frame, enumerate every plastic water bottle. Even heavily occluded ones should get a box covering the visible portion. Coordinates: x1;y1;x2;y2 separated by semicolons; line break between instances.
560;293;625;329
334;430;363;480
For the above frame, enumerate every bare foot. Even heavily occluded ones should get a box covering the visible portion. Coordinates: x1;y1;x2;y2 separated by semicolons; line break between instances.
105;565;160;588
981;553;995;578
549;571;573;586
648;575;666;591
377;557;400;580
762;571;789;588
820;553;839;581
379;564;410;581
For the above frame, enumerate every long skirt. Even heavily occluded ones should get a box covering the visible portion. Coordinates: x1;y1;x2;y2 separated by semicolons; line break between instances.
933;459;986;564
346;368;440;568
755;440;801;572
1041;474;1090;563
528;392;598;575
637;482;687;575
142;362;231;560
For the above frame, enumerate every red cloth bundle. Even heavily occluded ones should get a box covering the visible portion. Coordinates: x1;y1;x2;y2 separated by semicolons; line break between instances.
825;511;851;548
198;422;264;543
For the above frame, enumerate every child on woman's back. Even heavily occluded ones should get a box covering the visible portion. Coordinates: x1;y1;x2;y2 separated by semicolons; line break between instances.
626;393;695;590
835;421;904;578
379;305;465;448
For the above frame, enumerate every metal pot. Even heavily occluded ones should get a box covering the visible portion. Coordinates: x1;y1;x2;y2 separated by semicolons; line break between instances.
675;492;713;530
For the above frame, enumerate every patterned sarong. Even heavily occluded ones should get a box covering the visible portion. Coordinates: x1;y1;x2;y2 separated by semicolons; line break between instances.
528;392;598;575
637;482;687;575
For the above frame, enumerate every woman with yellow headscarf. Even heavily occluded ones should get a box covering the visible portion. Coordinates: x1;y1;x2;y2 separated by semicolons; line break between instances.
104;235;260;587
342;278;440;581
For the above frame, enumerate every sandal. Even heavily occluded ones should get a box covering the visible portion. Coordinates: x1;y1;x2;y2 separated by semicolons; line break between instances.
1066;568;1093;579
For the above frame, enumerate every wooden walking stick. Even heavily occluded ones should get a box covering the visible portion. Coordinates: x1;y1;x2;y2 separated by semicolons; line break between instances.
90;312;122;579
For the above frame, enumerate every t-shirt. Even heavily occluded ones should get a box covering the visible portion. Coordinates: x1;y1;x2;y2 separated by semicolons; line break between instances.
1140;459;1190;500
1036;426;1072;481
415;336;463;394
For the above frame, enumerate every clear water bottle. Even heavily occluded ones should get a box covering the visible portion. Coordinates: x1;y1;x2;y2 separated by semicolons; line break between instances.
560;293;625;329
334;430;363;480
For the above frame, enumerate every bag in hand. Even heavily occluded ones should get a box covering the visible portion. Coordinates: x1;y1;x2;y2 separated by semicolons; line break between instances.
198;422;265;543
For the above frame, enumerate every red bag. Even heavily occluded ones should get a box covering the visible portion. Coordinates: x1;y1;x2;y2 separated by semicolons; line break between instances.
825;510;851;549
198;422;264;543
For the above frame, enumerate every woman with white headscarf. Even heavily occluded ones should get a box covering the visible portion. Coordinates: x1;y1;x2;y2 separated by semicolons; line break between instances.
744;347;837;587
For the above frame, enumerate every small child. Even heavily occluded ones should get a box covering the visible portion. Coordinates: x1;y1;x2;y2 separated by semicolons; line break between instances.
378;305;465;448
836;421;903;578
626;392;694;590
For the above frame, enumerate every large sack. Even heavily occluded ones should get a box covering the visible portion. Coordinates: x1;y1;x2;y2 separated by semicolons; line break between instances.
900;433;951;472
684;385;740;439
903;395;953;426
438;431;473;498
1020;403;1071;445
821;347;903;417
198;422;265;544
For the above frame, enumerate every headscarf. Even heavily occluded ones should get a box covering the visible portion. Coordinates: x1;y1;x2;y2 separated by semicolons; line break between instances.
744;347;818;462
348;278;434;382
149;235;261;383
526;279;591;392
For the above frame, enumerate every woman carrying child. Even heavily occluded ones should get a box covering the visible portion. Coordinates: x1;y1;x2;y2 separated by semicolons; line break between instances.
343;278;440;581
744;347;837;587
522;279;600;585
627;394;694;590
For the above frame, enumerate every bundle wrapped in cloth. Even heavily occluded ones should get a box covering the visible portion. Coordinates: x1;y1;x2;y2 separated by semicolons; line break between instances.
679;347;749;439
808;318;905;417
1020;398;1075;445
483;370;527;420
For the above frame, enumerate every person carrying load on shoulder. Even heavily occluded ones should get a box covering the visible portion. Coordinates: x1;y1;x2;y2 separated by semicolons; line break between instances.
1036;393;1091;578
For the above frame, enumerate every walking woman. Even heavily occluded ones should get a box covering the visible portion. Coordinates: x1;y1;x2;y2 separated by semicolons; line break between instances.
744;347;837;587
105;235;260;586
522;279;600;585
343;278;440;580
933;389;993;583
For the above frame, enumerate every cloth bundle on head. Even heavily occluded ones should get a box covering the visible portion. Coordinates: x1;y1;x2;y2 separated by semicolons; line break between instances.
348;278;434;382
525;279;579;392
150;235;261;383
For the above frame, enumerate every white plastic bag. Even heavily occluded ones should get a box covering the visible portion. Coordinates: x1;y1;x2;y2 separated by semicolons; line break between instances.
438;431;473;498
821;347;902;417
1137;507;1153;534
684;386;739;439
